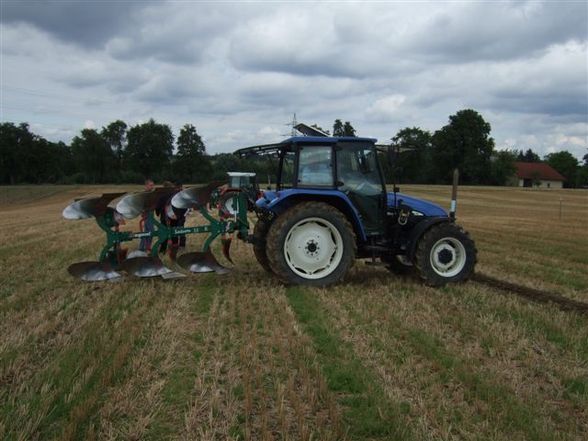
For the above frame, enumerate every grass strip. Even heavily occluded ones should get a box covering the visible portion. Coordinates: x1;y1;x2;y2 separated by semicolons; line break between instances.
342;299;559;441
286;286;413;440
144;278;216;440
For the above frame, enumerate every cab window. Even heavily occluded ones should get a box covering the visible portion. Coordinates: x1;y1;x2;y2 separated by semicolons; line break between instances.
279;150;296;188
336;144;383;196
298;146;333;186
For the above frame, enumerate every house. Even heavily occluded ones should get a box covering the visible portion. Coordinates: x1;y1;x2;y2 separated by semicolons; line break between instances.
513;162;565;188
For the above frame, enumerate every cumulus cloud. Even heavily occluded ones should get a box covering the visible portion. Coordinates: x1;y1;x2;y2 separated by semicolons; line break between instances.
366;95;407;122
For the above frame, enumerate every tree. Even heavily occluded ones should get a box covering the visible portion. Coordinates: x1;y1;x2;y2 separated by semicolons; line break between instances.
577;150;588;187
431;109;495;184
343;121;356;137
517;148;541;162
101;120;127;167
391;127;434;184
0;122;72;184
71;128;116;183
177;123;206;156
332;119;356;137
490;150;517;186
0;122;34;184
125;119;174;179
173;123;211;183
545;151;579;187
332;119;344;137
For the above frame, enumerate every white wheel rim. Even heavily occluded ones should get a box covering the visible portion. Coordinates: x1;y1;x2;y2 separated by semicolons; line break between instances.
429;237;467;278
284;217;344;280
223;197;237;215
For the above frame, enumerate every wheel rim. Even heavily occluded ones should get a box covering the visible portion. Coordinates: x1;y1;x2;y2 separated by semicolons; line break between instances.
429;237;467;278
223;196;237;215
284;217;344;280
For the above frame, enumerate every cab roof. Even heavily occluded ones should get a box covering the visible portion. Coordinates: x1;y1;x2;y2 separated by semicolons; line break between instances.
234;136;378;157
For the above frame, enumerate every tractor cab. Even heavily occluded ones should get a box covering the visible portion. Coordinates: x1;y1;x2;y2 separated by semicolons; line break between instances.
239;136;388;236
227;172;257;191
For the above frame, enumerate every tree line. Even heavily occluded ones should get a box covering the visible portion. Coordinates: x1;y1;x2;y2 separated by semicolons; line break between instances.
379;110;588;188
1;110;587;187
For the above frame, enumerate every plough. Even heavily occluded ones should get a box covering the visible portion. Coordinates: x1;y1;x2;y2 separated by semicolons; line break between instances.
63;182;250;281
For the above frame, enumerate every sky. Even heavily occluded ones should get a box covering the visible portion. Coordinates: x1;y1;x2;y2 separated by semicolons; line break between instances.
1;0;587;159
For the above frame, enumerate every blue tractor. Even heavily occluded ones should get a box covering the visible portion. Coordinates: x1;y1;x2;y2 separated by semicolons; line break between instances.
235;133;477;287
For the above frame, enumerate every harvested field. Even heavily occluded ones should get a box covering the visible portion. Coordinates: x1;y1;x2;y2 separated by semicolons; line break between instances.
1;185;587;440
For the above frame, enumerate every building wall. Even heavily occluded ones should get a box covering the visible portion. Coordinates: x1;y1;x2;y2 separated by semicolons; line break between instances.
517;179;563;189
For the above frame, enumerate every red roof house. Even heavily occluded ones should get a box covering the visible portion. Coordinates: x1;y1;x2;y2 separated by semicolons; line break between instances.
514;162;565;188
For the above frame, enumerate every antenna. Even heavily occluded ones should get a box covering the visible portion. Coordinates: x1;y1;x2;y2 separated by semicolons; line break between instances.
283;113;298;137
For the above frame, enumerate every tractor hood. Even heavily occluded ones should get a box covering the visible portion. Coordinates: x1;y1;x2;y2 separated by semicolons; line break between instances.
387;192;447;217
259;190;447;218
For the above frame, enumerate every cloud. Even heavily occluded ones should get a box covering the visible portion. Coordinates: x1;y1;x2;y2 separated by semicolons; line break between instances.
1;1;586;158
366;95;407;122
0;0;145;48
405;1;588;63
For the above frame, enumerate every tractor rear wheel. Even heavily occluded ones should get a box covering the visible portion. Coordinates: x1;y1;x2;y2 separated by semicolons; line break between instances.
415;222;476;287
253;218;272;273
266;202;356;287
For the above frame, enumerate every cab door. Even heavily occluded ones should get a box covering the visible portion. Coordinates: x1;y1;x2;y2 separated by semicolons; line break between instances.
335;143;386;235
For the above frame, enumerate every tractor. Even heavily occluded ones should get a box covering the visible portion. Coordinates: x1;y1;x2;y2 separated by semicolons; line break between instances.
62;131;476;287
237;134;476;287
213;172;260;217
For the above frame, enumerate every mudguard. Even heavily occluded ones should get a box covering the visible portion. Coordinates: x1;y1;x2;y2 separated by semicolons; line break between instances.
256;188;368;242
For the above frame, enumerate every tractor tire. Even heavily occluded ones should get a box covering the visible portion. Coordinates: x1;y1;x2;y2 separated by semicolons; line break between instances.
414;222;477;287
253;218;273;273
382;254;414;275
266;202;356;287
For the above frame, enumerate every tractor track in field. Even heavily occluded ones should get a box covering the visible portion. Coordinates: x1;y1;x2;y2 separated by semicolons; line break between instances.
472;272;588;315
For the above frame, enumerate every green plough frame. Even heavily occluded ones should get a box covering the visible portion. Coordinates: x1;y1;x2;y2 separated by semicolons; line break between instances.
95;193;250;266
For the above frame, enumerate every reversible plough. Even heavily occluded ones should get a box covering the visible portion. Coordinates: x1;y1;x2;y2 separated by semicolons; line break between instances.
63;183;249;281
63;130;478;287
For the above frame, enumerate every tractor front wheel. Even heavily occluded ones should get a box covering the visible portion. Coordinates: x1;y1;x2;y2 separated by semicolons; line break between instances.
415;222;476;287
266;202;356;287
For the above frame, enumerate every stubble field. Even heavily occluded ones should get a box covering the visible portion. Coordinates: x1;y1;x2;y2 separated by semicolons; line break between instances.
0;185;587;441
